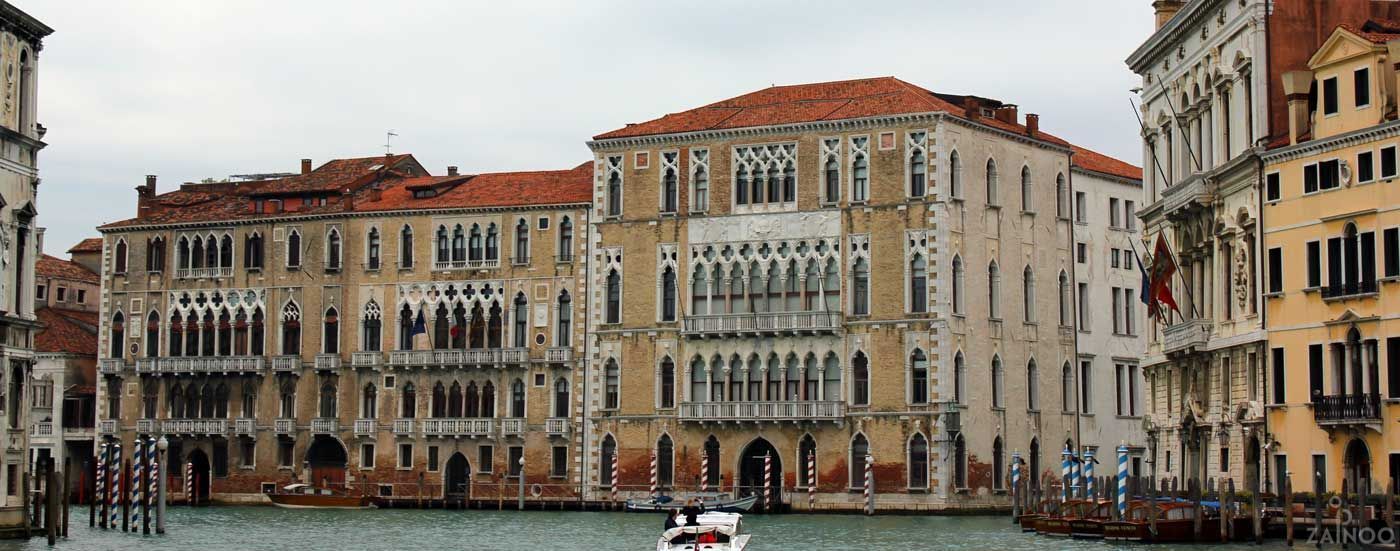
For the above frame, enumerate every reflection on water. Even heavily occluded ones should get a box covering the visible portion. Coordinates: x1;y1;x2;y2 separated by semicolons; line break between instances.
0;506;1297;550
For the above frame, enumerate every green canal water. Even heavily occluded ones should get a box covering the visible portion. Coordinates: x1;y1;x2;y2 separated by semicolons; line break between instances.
0;506;1298;550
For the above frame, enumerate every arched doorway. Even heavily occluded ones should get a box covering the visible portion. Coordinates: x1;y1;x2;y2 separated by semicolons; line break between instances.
1344;439;1372;494
738;438;782;511
1029;438;1041;489
444;453;471;499
306;435;348;488
187;449;211;505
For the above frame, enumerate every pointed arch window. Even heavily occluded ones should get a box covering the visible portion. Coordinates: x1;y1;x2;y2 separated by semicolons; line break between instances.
279;380;295;418
992;355;1005;408
1062;362;1075;412
436;226;450;263
850;434;869;488
606;171;622;217
361;383;377;418
244;233;263;269
463;224;476;262
735;165;749;205
553;377;569;418
400;225;414;268
512;293;528;348
286;230;302;268
693;158;710;212
366;227;381;270
485;223;499;261
113;239;129;274
661;165;678;214
853;352;870;406
214;383;229;418
910;253;927;313
363;301;382;352
109;312;125;360
781;161;796;202
1023;265;1036;323
322;307;339;354
1027;359;1040;411
1020;165;1033;212
205;236;219;270
241;381;257;417
908;433;929;489
909;149;926;197
659;357;675;409
954;352;966;404
1055;173;1068;218
949;150;963;199
952;255;965;315
852;152;869;202
986;158;999;205
176;237;191;271
657;434;674;488
852;258;870;316
660;266;677;322
1058;271;1071;326
824;151;841;204
251;307;265;356
281;302;301;356
400;382;416;418
431;382;447;418
558;216;574;262
988;261;1002;319
605;270;621;324
146;237;166;272
556;290;572;345
600;435;617;487
319;381;337;418
604;359;620;409
145;311;160;357
910;349;929;404
510;379;526;418
219;235;233;269
514;218;529;263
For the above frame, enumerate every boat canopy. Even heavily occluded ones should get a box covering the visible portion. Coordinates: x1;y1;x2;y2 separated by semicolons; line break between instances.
661;512;743;540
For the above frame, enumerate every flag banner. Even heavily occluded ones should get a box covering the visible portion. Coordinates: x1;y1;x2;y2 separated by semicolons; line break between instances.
1148;233;1180;316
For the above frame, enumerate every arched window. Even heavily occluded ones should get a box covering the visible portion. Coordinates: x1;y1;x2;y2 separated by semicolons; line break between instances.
954;352;966;404
366;227;381;270
949;150;963;199
400;225;414;268
704;435;721;486
553;378;569;418
734;166;749;205
251;307;265;356
109;312;125;359
910;253;927;313
607;172;622;217
953;434;967;488
145;311;160;357
1023;266;1036;323
191;236;204;269
852;258;870;316
436;225;450;263
952;255;965;314
693;161;710;212
992;355;1005;408
244;233;263;269
361;383;377;418
850;433;869;487
362;301;382;352
114;239;128;274
988;261;1001;319
454;382;469;417
1055;173;1068;218
910;149;926;197
1059;270;1071;326
279;380;295;418
205;236;219;270
401;382;416;418
660;266;677;322
241;381;257;417
909;433;929;489
318;381;336;418
799;435;817;488
485;223;499;261
286;230;302;268
325;228;342;270
1020;165;1033;212
17;50;31;132
985;158;999;205
661;165;678;214
1027;359;1039;411
824;154;840;203
1061;362;1075;412
177;236;190;271
510;379;526;418
464;224;477;262
281;301;302;356
431;382;446;418
852;152;869;202
852;352;869;406
322;307;339;354
993;437;1006;490
514;218;529;262
605;270;621;324
558;217;574;262
512;293;528;348
604;359;620;409
910;349;928;404
141;380;158;419
220;235;233;268
600;434;617;487
657;434;674;488
556;290;572;345
145;237;166;273
659;357;675;409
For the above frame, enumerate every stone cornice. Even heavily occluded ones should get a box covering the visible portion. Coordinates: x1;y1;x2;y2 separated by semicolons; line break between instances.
98;201;590;235
1262;120;1400;164
0;2;53;50
1127;0;1228;72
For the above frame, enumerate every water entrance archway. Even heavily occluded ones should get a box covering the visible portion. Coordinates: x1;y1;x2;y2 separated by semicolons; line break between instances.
306;435;348;488
444;452;471;499
738;438;782;511
187;449;211;504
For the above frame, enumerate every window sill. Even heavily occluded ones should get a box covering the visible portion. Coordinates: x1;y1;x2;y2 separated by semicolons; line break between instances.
1303;286;1320;294
949;196;964;204
398;266;414;272
1115;415;1142;420
1080;412;1095;417
986;204;1002;210
1021;210;1036;216
1382;276;1400;283
1264;291;1283;299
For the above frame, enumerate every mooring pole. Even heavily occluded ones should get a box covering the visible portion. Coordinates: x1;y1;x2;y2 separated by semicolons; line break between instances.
62;456;70;539
157;436;167;534
517;457;526;511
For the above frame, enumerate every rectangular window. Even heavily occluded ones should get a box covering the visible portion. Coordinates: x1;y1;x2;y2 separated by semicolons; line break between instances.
34;284;44;300
360;443;375;469
1304;163;1319;194
1128;364;1140;415
1078;283;1089;329
77;290;86;304
428;446;440;472
278;439;293;467
1265;172;1280;202
478;445;494;474
1322;77;1339;115
1115;363;1125;416
1306;241;1322;288
1075;191;1086;223
1271;348;1286;404
1111;287;1122;334
507;446;523;478
398;444;412;469
1124;201;1135;230
1359;151;1376;183
1356;67;1371;108
1274;455;1289;495
552;446;568;477
1109;197;1120;228
1309;344;1324;402
56;287;66;302
1384;146;1398;179
1385;228;1399;278
1124;288;1135;335
1313;454;1328;494
1389;337;1400;399
241;438;255;468
1267;247;1283;293
1076;243;1086;264
1111;249;1120;268
214;442;228;476
1080;360;1094;414
1319;159;1340;190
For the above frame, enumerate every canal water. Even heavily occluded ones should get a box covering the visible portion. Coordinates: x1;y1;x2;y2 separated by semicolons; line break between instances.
0;506;1296;550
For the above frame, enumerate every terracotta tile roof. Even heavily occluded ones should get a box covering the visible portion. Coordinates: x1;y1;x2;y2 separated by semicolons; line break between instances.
35;308;98;356
358;162;593;212
249;154;423;196
1341;22;1400;44
592;77;1071;149
67;238;102;254
1071;146;1143;182
36;254;98;283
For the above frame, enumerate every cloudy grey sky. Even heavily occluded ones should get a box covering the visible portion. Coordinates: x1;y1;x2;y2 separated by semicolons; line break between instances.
25;0;1153;253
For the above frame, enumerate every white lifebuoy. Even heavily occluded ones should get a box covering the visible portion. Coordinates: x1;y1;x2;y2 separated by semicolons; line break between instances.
530;483;543;497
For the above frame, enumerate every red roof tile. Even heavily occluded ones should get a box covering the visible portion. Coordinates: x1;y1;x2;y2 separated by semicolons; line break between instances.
250;154;423;196
37;254;98;283
358;162;593;212
1353;20;1400;43
35;308;97;356
1071;146;1143;182
67;238;102;254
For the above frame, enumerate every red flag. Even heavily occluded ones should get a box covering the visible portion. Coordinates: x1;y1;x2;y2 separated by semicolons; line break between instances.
1148;234;1180;315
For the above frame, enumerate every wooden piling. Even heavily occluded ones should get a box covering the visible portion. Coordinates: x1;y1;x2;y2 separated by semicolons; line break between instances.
1192;478;1202;541
1148;477;1159;538
1284;475;1294;546
1314;485;1324;550
46;460;58;546
1220;478;1230;542
121;460;129;533
1387;478;1395;550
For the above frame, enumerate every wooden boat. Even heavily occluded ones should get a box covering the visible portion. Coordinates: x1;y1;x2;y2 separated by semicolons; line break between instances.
1067;500;1113;538
1146;501;1220;543
1018;499;1059;532
627;493;757;513
657;512;750;551
1036;499;1087;537
267;484;375;509
1102;500;1155;542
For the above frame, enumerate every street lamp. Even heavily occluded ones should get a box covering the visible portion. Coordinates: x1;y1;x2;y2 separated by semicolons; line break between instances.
517;456;526;510
155;436;168;534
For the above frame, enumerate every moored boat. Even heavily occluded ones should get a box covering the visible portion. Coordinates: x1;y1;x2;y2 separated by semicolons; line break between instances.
656;511;751;551
1067;500;1112;538
267;483;375;509
1036;499;1088;537
1102;500;1154;542
627;493;757;513
1018;499;1060;532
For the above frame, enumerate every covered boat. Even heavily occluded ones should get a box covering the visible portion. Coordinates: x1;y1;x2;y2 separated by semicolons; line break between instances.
656;511;750;551
1067;500;1113;538
267;483;375;509
628;493;757;513
1018;499;1059;532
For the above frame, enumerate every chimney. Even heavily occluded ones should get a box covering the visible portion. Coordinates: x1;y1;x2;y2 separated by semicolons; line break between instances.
447;166;459;176
1025;113;1040;136
1152;0;1185;30
962;97;981;120
369;185;383;203
342;188;354;212
136;175;157;218
993;105;1019;125
1281;70;1315;145
301;158;312;174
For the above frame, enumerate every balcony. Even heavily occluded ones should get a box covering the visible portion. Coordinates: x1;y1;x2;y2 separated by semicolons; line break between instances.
235;418;255;435
432;259;501;271
545;347;573;363
161;419;228;435
136;358;158;373
682;311;842;338
30;421;52;438
62;425;95;441
387;348;530;369
136;419;156;433
314;354;342;371
311;418;338;434
274;418;295;434
500;418;524;436
678;401;846;423
545;418;570;437
98;359;125;375
1160;173;1214;217
1322;280;1379;301
421;418;494;438
271;356;301;372
351;351;382;368
1314;393;1382;425
174;267;234;279
1162;318;1211;355
146;356;266;375
98;420;117;435
392;419;415;436
354;419;377;437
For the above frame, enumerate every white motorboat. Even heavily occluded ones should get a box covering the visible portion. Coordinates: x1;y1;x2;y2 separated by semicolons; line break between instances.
656;512;751;551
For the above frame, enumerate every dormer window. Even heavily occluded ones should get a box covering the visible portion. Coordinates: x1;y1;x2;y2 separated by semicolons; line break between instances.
412;189;436;199
1322;76;1338;116
1355;67;1371;109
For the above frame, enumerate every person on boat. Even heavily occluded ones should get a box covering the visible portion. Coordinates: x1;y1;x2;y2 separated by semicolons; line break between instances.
682;498;704;526
664;509;680;531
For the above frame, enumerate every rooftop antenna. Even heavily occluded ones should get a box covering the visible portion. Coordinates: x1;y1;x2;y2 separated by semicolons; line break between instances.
384;130;398;155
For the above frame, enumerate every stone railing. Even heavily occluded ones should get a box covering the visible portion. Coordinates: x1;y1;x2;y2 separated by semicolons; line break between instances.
235;418;256;435
98;359;125;375
678;401;845;422
274;418;295;434
432;259;501;271
421;418;495;438
310;418;339;434
314;354;342;371
500;418;525;436
351;352;382;368
682;311;842;337
161;419;228;435
1162;318;1211;355
354;419;377;436
143;356;266;375
136;419;157;433
99;420;117;435
174;266;234;279
30;421;51;437
392;419;415;436
545;347;573;363
545;418;570;436
387;348;529;368
271;356;301;372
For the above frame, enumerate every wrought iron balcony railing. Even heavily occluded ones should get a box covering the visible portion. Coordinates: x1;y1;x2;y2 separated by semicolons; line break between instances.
1322;280;1379;300
1313;393;1382;424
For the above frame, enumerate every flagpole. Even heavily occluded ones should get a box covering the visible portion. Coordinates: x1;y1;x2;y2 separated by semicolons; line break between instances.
1157;82;1204;174
1157;231;1203;320
1128;96;1203;322
1127;239;1162;321
1128;98;1172;195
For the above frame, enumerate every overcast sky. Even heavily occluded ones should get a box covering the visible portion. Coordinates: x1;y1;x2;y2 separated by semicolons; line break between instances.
25;0;1153;253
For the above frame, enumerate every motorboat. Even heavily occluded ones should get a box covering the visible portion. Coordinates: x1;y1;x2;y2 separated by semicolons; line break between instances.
656;511;750;551
267;483;376;509
1067;500;1112;538
627;493;757;513
1036;499;1089;537
1017;499;1059;532
1102;500;1155;542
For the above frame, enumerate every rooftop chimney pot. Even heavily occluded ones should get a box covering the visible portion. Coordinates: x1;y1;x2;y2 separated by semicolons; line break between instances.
447;166;459;176
1025;113;1040;136
1153;0;1185;30
301;158;312;175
